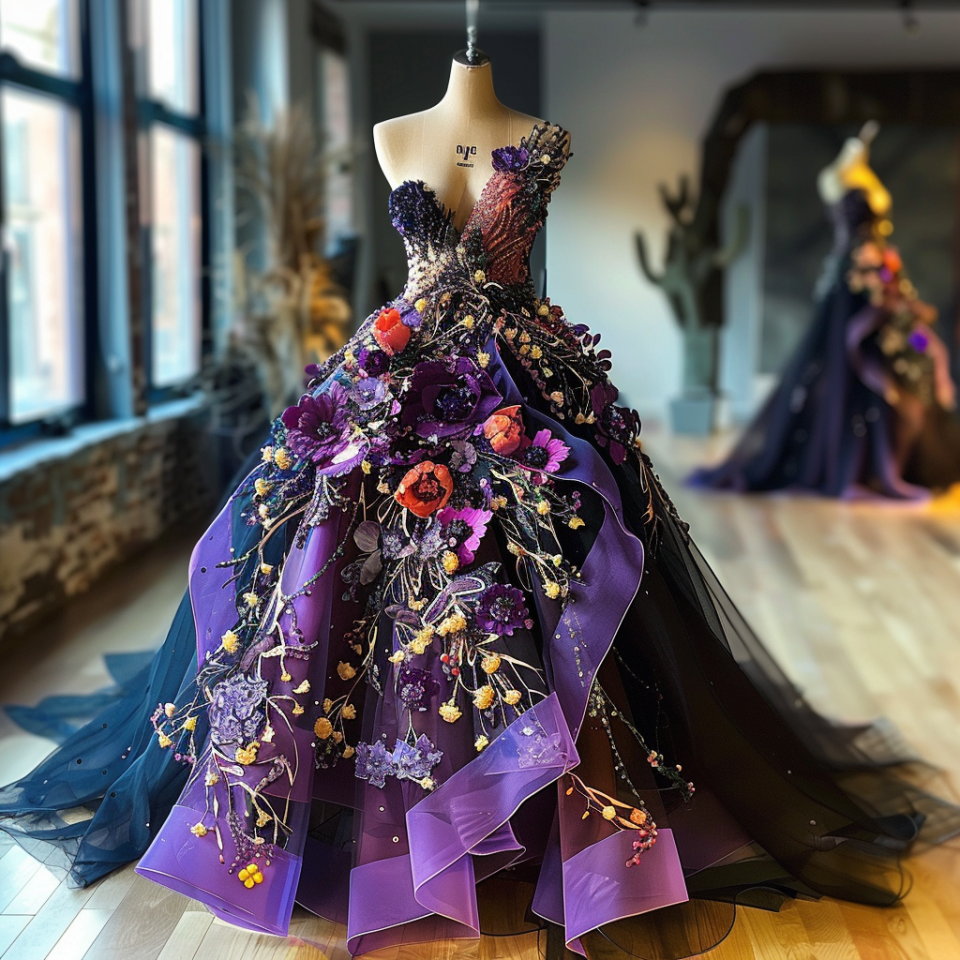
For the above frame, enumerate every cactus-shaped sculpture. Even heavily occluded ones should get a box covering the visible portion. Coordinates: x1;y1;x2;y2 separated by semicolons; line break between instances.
636;175;747;426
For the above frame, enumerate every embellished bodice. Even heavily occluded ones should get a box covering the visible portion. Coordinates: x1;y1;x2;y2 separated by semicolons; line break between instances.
389;123;571;299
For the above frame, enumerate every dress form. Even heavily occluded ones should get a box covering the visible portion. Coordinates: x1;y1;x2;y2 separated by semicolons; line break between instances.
817;123;891;216
373;54;545;229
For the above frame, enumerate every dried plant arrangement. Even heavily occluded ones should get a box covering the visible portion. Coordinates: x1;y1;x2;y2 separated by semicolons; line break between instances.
228;99;352;419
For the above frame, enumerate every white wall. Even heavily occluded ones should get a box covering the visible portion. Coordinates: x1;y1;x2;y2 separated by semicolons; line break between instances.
543;9;960;421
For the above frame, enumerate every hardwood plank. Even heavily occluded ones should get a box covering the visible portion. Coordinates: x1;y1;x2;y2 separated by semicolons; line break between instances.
0;916;31;956
153;911;214;960
44;910;113;960
3;867;61;917
2;881;96;960
0;848;46;914
78;876;186;960
83;865;139;913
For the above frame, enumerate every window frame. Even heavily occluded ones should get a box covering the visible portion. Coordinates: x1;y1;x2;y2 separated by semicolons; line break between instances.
0;0;229;448
0;1;99;446
133;0;210;404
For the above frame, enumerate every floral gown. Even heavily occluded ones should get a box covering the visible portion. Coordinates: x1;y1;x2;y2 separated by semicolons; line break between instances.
691;189;960;498
3;124;958;958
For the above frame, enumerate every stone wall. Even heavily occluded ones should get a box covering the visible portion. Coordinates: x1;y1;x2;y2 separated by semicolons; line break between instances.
0;402;217;644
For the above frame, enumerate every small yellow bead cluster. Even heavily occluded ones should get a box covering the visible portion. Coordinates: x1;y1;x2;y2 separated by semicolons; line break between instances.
238;862;264;889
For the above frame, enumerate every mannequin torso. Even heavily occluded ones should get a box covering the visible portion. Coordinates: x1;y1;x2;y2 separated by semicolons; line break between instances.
817;135;891;216
374;57;547;230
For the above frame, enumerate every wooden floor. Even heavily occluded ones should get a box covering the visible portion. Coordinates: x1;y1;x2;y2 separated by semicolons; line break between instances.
1;431;959;960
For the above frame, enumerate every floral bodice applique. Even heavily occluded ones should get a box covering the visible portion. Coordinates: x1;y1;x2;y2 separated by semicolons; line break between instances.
389;123;570;297
151;120;692;893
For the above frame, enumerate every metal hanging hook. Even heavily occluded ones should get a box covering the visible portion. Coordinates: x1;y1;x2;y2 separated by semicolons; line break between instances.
465;0;479;62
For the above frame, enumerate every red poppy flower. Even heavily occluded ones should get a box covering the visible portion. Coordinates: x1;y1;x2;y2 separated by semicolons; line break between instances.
483;405;525;456
374;308;411;356
883;248;902;275
395;461;454;517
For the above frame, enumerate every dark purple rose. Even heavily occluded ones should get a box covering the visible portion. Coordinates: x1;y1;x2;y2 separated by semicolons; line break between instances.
476;583;531;637
397;665;440;712
208;674;268;747
908;328;930;353
358;347;389;376
491;145;529;173
401;357;502;439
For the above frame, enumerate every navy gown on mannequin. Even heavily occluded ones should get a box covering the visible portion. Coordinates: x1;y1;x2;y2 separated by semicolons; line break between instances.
691;188;960;499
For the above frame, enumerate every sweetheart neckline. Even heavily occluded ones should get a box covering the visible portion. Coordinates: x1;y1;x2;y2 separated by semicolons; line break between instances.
388;119;562;234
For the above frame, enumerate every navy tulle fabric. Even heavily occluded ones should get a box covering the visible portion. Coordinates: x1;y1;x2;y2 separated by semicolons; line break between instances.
0;596;199;885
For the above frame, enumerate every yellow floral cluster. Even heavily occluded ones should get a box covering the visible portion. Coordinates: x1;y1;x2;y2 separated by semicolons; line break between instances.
437;613;467;637
238;862;264;889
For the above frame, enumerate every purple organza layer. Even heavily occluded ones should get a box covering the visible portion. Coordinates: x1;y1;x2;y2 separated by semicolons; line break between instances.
136;342;705;953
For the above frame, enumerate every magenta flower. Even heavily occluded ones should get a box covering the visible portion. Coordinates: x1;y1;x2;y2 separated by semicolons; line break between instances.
519;429;570;475
476;583;531;637
437;505;492;566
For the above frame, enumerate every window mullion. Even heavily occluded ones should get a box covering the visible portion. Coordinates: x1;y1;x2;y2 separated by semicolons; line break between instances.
0;53;83;104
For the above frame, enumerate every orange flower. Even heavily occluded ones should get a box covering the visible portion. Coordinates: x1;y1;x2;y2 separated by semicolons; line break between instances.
395;461;454;517
373;308;411;355
483;405;525;456
883;247;902;275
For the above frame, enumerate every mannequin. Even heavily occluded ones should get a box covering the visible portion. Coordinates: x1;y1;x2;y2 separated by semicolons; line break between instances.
373;52;546;229
817;120;892;217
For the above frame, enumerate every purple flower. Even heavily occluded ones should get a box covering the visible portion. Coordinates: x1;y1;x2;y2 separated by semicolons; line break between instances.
491;145;529;173
589;382;638;466
476;583;531;637
208;674;268;747
437;505;492;566
281;383;365;473
382;520;444;563
401;358;502;439
393;734;443;781
519;429;570;475
358;346;390;377
354;734;442;788
351;376;390;410
355;738;395;789
397;666;439;712
399;303;424;330
908;329;930;352
590;381;619;418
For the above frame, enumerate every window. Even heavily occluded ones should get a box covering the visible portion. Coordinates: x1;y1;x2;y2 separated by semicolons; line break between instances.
1;0;230;445
0;1;85;428
129;0;204;393
318;46;353;252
